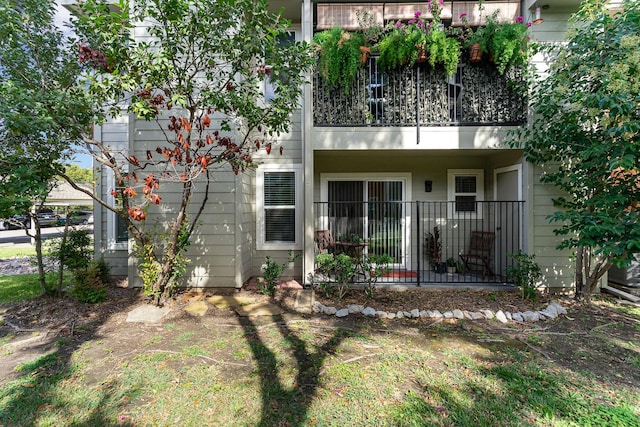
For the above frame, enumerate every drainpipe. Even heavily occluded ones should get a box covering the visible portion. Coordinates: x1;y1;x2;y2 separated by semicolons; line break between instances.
416;66;420;145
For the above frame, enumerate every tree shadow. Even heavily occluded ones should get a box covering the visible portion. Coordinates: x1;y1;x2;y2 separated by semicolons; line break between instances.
0;287;140;426
237;313;350;426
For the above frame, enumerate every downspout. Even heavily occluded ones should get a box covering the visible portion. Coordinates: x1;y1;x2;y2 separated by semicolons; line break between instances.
416;66;420;144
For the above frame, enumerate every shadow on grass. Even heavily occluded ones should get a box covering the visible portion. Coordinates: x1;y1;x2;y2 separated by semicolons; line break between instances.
0;288;140;426
237;313;349;426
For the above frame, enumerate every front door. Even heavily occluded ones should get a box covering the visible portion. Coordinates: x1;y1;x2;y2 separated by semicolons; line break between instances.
494;165;522;279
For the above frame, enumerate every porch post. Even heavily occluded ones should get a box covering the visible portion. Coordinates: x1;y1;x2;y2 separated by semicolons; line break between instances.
302;0;315;287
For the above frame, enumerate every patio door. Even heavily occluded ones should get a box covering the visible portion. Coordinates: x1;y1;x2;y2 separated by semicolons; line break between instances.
327;179;406;265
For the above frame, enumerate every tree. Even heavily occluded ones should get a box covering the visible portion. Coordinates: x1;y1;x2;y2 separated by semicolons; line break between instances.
64;164;93;184
67;0;314;304
510;0;640;301
0;0;88;293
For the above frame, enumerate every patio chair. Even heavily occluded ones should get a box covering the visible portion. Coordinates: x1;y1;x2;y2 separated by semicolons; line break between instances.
314;229;335;254
459;231;495;278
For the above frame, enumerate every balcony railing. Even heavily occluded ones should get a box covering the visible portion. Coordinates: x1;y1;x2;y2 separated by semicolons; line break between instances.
313;56;527;127
313;200;525;285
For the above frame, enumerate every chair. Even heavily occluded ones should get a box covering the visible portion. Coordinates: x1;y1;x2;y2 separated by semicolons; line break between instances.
459;231;495;278
314;230;335;254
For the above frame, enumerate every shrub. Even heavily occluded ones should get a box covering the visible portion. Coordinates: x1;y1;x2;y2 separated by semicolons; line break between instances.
506;250;541;300
258;251;301;296
71;262;108;303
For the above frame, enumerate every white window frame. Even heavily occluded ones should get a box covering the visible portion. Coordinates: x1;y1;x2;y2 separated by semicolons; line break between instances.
106;169;129;251
447;169;484;219
257;164;303;251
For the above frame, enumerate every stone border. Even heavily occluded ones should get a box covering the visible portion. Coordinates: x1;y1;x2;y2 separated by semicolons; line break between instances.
312;300;567;324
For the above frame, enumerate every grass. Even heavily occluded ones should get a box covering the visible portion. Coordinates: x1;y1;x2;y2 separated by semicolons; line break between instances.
1;288;639;426
0;273;45;303
0;246;37;259
1;319;639;426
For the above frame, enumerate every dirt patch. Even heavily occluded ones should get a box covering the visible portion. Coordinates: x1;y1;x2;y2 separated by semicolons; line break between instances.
1;281;638;392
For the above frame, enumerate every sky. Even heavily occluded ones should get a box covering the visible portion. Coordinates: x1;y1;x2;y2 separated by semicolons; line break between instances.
54;1;93;169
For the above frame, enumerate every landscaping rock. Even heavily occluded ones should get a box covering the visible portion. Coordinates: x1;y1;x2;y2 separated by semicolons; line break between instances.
362;307;376;317
549;301;567;315
495;310;508;323
470;312;484;320
348;304;364;314
432;310;443;319
419;310;429;318
323;306;337;315
452;309;464;319
410;309;420;318
480;309;494;319
443;311;453;319
312;302;324;313
376;311;388;318
336;308;349;318
512;312;524;322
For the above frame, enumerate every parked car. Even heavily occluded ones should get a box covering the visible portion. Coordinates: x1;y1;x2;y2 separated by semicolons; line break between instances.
66;210;94;225
2;214;30;230
36;209;61;227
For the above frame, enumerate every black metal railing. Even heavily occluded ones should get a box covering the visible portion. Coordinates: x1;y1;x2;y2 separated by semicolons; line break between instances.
313;56;527;127
313;200;525;285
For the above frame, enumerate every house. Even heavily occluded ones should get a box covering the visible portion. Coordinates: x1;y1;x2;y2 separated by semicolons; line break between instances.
72;0;609;294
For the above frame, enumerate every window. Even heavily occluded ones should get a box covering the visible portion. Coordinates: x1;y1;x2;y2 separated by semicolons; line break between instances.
257;164;302;250
107;171;129;250
447;169;484;218
264;31;296;102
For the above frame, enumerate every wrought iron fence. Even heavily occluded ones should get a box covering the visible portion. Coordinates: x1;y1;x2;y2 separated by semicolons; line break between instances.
313;200;525;285
313;56;527;127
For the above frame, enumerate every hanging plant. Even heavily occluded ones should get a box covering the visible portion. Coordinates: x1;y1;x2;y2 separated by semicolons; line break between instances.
313;27;366;94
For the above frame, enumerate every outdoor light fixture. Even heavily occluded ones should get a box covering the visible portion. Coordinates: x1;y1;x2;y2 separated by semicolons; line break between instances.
533;5;549;25
425;180;432;192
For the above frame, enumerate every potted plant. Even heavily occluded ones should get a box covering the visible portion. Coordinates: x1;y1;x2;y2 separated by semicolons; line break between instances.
425;226;443;271
377;8;460;76
356;9;385;61
489;15;532;74
313;27;366;94
445;257;460;275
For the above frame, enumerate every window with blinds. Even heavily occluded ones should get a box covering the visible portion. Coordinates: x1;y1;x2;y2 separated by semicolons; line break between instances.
447;169;484;218
264;171;296;242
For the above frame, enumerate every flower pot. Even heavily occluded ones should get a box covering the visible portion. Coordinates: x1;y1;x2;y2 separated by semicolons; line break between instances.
469;44;482;63
416;47;427;64
359;46;371;64
435;262;446;274
447;266;456;275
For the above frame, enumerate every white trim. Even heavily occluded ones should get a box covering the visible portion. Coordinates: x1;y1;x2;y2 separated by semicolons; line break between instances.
493;164;522;201
105;168;128;251
257;164;303;251
447;169;484;219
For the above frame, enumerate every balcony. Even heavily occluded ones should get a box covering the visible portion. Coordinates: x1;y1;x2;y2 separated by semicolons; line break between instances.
313;56;527;127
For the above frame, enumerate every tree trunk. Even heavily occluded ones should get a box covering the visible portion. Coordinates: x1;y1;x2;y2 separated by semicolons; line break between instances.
33;220;46;295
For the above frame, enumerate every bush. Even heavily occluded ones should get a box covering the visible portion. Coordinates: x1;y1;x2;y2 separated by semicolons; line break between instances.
71;262;108;303
258;251;300;296
47;228;93;271
506;250;541;300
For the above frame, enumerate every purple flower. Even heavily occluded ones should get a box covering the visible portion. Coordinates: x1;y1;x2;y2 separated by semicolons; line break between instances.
414;11;422;19
459;13;467;18
515;16;524;23
395;21;403;28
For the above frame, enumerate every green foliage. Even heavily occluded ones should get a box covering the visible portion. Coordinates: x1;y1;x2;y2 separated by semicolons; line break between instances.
377;25;423;71
314;252;356;299
71;262;108;303
313;27;365;94
135;241;163;299
47;229;93;271
424;26;461;77
509;0;640;298
506;250;541;300
425;226;442;267
337;233;364;244
63;164;93;184
489;15;533;75
258;251;301;296
360;254;393;297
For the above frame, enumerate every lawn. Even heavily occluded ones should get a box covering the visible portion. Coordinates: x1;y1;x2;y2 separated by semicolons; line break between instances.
0;283;639;426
